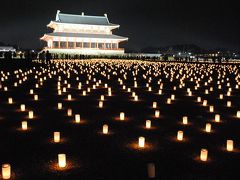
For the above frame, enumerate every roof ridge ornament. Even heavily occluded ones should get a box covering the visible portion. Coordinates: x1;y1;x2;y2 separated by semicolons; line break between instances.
56;10;61;21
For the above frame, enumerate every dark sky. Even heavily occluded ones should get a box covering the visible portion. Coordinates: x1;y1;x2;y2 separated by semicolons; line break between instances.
0;0;239;51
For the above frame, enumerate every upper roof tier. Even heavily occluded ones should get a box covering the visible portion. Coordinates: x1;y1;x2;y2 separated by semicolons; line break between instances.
54;10;118;26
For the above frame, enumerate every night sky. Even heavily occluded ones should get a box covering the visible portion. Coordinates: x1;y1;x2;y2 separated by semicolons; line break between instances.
0;0;239;51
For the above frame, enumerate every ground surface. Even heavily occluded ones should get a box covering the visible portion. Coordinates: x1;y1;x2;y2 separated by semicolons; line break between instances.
0;59;240;180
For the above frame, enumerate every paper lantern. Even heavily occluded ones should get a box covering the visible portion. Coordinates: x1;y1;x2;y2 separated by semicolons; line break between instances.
200;149;208;161
100;95;104;101
215;114;220;122
237;111;240;118
82;91;86;96
203;100;207;106
28;111;34;119
67;94;72;100
75;114;80;123
226;140;234;151
209;106;214;112
63;87;66;92
22;121;27;130
205;123;211;132
155;110;160;118
146;120;151;129
177;131;183;141
58;90;62;95
54;132;60;143
147;163;155;178
58;103;62;110
138;137;145;148
30;89;34;94
120;112;125;121
108;91;112;96
158;90;162;95
99;101;103;108
219;94;223;99
103;124;108;134
152;102;157;108
167;98;171;104
197;97;201;102
182;116;188;125
20;104;26;111
2;164;11;179
67;109;72;116
34;94;38;101
8;98;13;104
171;94;175;100
134;95;138;101
58;154;66;168
227;101;231;107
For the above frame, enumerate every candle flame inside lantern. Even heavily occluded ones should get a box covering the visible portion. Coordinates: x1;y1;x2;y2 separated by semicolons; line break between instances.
200;149;208;161
22;121;27;130
155;110;160;118
2;164;11;179
103;124;108;134
20;104;26;111
182;116;188;125
138;137;145;148
215;114;220;122
146;120;151;129
226;140;234;151
54;132;60;143
120;112;125;121
177;131;183;141
58;154;66;168
75;114;80;123
58;103;62;110
205;123;211;132
29;111;34;119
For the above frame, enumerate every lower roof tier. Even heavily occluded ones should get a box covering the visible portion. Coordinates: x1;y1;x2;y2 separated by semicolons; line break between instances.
41;32;128;42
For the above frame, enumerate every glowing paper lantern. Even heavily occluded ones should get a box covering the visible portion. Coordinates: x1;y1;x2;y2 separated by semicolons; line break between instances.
100;95;104;101
227;101;231;107
30;89;34;94
58;103;62;110
34;94;38;101
138;137;145;148
200;149;208;161
99;101;103;108
205;123;211;133
209;106;214;112
197;97;201;102
82;91;86;96
155;110;160;118
28;111;34;119
20;104;26;111
75;114;80;123
146;120;151;129
134;95;138;101
67;94;72;100
103;124;108;134
67;109;72;116
203;100;207;106
219;94;223;99
171;94;175;100
8;98;13;104
22;121;27;130
54;132;60;143
177;131;183;141
182;116;188;125
152;102;157;108
237;111;240;118
215;114;220;122
120;112;125;121
167;98;171;104
1;164;11;179
226;140;234;151
58;154;66;168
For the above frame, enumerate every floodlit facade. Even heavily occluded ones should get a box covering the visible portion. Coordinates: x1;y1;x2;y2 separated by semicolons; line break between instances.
40;10;128;55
